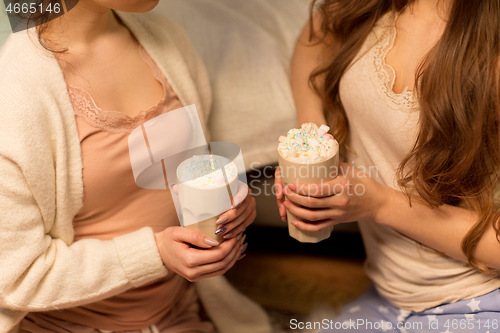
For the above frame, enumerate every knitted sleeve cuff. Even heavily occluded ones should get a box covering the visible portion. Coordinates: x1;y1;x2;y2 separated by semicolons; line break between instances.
113;227;168;288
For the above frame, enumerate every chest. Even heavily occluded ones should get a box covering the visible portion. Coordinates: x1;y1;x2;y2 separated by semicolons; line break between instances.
339;14;421;165
384;12;445;94
61;41;165;118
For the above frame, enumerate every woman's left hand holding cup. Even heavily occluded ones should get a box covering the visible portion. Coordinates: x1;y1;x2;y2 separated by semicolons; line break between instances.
283;162;388;231
215;182;255;245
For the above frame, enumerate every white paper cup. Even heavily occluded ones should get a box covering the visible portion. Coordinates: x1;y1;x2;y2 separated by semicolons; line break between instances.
176;155;239;244
278;151;339;243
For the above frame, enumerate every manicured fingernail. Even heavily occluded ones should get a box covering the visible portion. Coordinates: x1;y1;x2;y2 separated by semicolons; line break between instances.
241;243;248;254
216;216;228;225
288;184;296;190
204;237;219;247
215;226;227;235
237;233;242;241
223;232;233;239
291;221;299;227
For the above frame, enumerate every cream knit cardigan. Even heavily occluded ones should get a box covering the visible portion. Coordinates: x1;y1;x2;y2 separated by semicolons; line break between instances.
0;12;271;333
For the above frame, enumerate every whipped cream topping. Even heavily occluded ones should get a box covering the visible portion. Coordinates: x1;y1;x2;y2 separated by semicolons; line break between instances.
278;123;339;162
177;155;238;188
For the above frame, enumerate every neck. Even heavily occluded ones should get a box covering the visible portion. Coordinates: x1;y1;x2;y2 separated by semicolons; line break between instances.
45;2;121;49
408;0;452;22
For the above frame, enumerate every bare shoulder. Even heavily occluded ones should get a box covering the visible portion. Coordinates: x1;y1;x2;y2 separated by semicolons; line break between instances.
298;8;338;49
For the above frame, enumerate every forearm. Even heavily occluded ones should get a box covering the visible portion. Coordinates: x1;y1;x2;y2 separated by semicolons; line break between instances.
376;186;500;269
0;228;167;312
296;107;327;128
291;49;326;127
291;18;328;127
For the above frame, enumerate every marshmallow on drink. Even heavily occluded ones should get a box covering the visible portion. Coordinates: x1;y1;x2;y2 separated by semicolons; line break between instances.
278;123;339;163
278;123;340;243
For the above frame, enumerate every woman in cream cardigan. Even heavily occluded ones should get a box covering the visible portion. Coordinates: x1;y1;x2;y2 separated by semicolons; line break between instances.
0;1;271;332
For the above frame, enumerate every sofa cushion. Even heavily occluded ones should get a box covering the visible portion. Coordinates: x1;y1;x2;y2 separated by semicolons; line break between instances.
154;0;309;170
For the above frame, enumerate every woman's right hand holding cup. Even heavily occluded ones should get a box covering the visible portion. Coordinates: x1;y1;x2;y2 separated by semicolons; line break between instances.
154;227;246;282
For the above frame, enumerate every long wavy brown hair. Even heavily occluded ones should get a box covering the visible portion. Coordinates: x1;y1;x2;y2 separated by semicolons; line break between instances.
309;0;500;272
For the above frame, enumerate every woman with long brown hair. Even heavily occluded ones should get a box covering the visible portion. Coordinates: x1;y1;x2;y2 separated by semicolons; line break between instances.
276;0;500;331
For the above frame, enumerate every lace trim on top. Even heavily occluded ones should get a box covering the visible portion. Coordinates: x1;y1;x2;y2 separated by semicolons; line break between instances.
371;12;419;112
68;45;170;134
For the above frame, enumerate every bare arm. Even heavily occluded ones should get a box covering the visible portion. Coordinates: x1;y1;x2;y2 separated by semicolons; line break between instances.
291;14;332;126
277;14;339;221
284;163;500;269
376;185;500;269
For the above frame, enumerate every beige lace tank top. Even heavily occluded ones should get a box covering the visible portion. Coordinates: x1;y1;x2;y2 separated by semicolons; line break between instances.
339;11;500;311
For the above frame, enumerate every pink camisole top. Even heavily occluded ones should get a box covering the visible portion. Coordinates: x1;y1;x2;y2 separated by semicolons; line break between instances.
26;46;213;332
